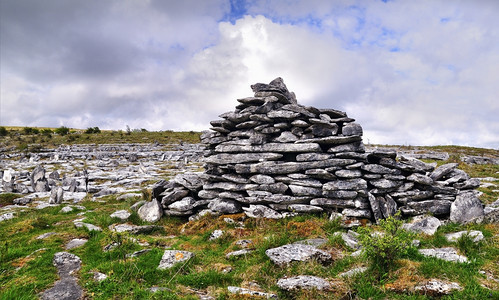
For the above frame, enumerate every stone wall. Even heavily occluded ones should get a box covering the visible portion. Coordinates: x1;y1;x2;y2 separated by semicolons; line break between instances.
152;78;481;224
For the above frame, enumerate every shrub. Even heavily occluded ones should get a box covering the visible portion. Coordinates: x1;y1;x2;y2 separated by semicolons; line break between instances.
22;127;39;135
0;126;8;136
85;127;101;134
357;212;415;277
41;129;53;138
55;126;70;136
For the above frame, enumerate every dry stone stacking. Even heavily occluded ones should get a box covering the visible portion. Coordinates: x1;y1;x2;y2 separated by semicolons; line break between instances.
150;77;483;224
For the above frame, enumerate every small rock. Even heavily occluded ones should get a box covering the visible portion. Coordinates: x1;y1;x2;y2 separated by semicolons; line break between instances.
277;275;331;291
226;249;254;259
235;239;253;248
450;191;484;224
402;216;441;235
0;212;14;222
415;279;462;296
60;206;73;213
338;266;367;278
37;232;57;240
265;243;331;266
126;249;151;258
93;272;108;282
444;230;484;243
65;238;88;250
227;286;277;299
138;199;163;223
157;250;194;269
110;210;131;220
419;247;468;263
209;230;224;241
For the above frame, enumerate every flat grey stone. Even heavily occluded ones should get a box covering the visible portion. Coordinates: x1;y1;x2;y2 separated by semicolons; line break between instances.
402;216;441;235
450;191;484;224
323;178;367;191
110;210;131;220
445;230;484;243
109;224;161;234
65;238;88;250
138;199;163;223
277;275;331;291
126;249;151;258
243;205;283;219
73;221;102;232
296;135;362;145
419;247;468;263
228;286;277;299
293;238;328;247
93;272;108;282
226;249;254;259
215;142;321;153
414;279;462;296
0;212;14;222
265;243;332;266
37;232;57;240
334;230;360;250
250;174;275;184
204;153;283;165
338;266;367;278
208;199;242;214
209;230;224;241
157;250;194;269
42;252;83;300
430;163;459;181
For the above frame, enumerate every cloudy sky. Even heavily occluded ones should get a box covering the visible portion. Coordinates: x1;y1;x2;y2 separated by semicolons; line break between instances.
1;0;498;148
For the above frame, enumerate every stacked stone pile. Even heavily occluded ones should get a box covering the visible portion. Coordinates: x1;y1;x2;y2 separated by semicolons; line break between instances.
150;78;482;224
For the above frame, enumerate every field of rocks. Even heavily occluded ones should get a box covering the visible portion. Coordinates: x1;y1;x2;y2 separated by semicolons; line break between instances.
0;135;498;299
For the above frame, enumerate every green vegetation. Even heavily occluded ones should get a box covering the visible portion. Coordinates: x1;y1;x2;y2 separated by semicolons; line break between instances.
357;212;415;277
1;194;497;299
0;126;201;153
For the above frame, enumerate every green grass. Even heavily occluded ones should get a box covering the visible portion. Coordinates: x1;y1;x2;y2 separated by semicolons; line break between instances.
0;127;201;153
1;141;498;299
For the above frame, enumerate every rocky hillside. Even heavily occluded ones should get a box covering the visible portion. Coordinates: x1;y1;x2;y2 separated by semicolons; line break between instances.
0;137;498;299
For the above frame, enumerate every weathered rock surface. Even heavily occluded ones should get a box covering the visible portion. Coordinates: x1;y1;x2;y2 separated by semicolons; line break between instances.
265;243;332;266
277;275;331;291
227;286;277;299
444;230;484;243
157;250;194;269
419;247;468;263
450;191;484;224
41;252;83;300
415;279;463;296
138;199;163;223
402;216;441;235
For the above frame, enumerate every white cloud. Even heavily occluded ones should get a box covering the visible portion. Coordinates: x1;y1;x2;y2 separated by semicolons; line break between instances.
0;0;497;148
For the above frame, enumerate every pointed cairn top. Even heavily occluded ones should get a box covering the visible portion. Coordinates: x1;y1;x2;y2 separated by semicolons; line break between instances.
250;77;297;105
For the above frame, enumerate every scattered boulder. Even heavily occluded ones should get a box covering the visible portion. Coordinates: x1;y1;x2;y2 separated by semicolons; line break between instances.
444;230;484;243
65;238;88;250
157;250;194;269
265;243;332;266
41;252;83;300
415;279;462;296
226;249;254;259
227;286;277;299
450;191;484;224
402;216;441;235
110;210;131;220
419;247;468;263
277;275;331;291
338;266;367;278
138;199;163;223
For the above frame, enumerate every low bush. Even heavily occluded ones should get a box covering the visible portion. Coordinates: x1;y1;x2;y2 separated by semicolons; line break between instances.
357;212;415;278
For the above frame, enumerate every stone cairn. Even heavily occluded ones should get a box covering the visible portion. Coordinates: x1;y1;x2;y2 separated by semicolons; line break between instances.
151;78;481;225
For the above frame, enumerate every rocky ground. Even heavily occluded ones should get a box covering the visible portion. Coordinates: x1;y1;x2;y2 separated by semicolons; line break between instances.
1;142;498;299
